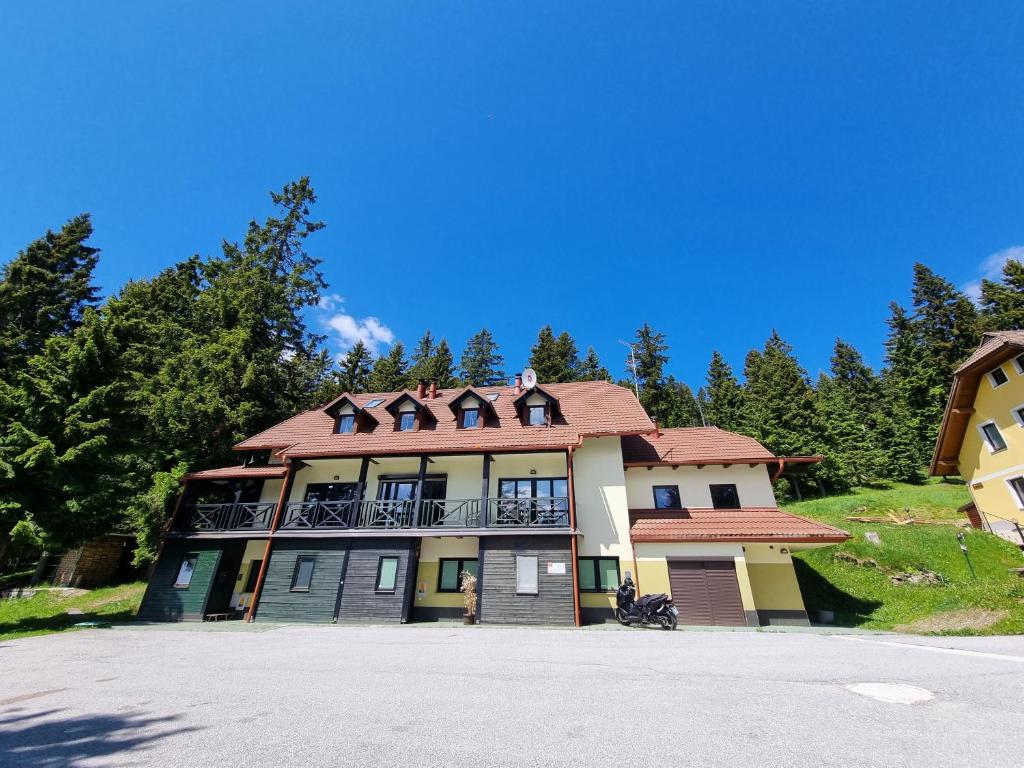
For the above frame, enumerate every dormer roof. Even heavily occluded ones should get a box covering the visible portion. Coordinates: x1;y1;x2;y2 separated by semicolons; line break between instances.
448;387;498;418
512;385;561;417
383;391;437;424
322;393;379;431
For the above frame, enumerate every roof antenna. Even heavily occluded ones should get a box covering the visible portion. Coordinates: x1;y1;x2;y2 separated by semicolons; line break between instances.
618;339;641;400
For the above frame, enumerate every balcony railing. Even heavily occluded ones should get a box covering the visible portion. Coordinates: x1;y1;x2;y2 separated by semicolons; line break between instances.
420;498;481;528
183;498;570;532
485;497;570;528
281;500;357;530
188;502;277;531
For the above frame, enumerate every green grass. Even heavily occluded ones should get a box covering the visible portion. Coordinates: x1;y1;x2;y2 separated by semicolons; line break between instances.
785;480;1024;635
0;582;146;641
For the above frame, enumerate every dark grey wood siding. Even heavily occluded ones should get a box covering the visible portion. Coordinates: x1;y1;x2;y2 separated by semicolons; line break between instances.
255;540;349;624
479;536;574;625
336;539;413;623
138;540;223;621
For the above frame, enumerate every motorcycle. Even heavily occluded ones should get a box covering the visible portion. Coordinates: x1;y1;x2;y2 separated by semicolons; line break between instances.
615;575;678;630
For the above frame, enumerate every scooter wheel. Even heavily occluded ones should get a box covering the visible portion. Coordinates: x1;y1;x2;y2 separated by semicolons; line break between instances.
615;608;631;627
661;613;677;631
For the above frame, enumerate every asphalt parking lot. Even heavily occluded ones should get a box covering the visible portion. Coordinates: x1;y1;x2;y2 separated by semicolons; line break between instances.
1;623;1023;768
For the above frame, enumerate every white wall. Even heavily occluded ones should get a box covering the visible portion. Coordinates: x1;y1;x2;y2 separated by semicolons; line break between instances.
624;464;777;509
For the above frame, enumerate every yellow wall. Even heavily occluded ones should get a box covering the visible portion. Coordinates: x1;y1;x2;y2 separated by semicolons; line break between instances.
230;539;270;610
747;563;805;611
574;437;632;559
959;358;1024;525
413;536;479;609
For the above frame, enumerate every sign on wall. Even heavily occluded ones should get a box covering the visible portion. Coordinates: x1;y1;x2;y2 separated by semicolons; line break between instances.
546;562;566;575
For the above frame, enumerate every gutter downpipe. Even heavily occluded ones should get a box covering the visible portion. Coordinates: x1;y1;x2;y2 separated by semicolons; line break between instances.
567;445;582;628
245;460;296;622
771;457;786;483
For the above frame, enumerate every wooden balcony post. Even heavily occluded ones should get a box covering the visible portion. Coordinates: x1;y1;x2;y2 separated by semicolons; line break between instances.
479;453;491;527
355;456;370;526
567;447;581;628
245;460;297;623
410;455;428;528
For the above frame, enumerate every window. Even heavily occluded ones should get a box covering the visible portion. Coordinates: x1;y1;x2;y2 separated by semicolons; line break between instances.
528;405;546;426
990;366;1009;388
516;555;538;594
709;484;741;509
364;397;385;408
173;553;199;588
304;482;358;502
460;408;480;429
336;414;356;434
398;412;416;431
653;485;682;510
1009;476;1024;508
577;557;620;592
376;556;399;592
243;560;262;592
290;556;316;592
438;558;478;592
1013;404;1024;427
979;421;1007;452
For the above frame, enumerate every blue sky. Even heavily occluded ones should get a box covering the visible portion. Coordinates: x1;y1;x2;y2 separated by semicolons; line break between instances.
1;2;1022;387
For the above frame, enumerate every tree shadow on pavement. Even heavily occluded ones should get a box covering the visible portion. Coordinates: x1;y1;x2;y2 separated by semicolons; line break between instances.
0;707;199;766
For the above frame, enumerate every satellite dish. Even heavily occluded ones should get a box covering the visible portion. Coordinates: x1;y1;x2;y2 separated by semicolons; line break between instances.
522;368;538;389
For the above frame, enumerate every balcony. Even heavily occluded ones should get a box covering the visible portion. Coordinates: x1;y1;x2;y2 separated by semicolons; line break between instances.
188;502;277;531
182;497;570;533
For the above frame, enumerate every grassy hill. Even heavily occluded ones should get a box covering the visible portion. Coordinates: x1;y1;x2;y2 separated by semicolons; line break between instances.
786;481;1024;635
0;582;146;642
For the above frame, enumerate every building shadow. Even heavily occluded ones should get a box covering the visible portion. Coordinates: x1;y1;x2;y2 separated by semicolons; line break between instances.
0;707;199;766
792;559;882;627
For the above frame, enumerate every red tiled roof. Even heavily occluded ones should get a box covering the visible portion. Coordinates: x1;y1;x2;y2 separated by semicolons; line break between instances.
182;465;288;482
622;428;777;465
234;381;655;457
629;507;850;543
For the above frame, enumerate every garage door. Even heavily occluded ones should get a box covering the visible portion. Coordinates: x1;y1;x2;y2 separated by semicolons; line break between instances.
667;559;746;626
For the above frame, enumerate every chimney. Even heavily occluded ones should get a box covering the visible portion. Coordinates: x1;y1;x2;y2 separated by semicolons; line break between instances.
429;380;437;400
416;380;426;399
514;372;522;396
653;418;661;438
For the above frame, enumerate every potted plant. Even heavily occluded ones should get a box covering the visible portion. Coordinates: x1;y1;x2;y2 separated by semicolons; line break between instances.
460;571;477;625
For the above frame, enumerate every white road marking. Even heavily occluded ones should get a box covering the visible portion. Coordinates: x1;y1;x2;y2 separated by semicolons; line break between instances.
845;683;934;704
831;634;1024;663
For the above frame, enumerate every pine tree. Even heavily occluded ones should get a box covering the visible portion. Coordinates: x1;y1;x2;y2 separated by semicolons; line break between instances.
337;341;373;394
979;258;1024;330
0;214;100;378
702;351;745;432
529;326;579;383
662;376;702;428
460;329;506;386
407;331;435;387
629;323;672;423
814;339;890;488
367;342;408;393
743;331;820;469
429;339;458;388
880;302;927;482
577;347;611;382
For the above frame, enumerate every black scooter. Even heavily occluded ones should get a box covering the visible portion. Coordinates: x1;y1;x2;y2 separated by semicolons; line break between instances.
615;575;678;630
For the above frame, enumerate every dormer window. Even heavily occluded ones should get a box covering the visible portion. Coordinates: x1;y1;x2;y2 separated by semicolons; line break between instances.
461;408;480;429
336;414;355;434
399;412;416;431
323;394;379;436
528;405;546;426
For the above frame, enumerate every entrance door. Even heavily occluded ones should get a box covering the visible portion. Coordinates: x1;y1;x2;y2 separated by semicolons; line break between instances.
667;559;746;626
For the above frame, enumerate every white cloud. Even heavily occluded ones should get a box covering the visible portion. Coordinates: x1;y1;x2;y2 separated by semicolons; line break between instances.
319;296;395;357
965;246;1024;301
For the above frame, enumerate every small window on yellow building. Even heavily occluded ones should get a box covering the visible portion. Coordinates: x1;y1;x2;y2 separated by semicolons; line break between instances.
979;421;1007;452
990;366;1009;388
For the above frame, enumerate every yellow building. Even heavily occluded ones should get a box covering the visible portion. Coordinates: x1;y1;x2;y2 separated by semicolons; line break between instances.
933;330;1024;545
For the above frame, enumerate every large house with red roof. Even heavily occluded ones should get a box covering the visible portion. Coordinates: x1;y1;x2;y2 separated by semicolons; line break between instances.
139;377;848;627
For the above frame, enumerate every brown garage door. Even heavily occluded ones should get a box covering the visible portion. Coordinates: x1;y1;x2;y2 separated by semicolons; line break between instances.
667;559;746;626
